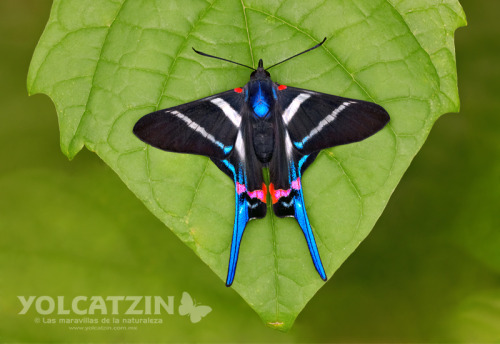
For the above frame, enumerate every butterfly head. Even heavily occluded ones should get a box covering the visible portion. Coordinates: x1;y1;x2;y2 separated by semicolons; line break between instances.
250;59;271;80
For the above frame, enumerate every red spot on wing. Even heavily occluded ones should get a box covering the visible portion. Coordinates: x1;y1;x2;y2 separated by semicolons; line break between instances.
269;183;276;204
261;183;267;203
278;84;287;91
234;87;243;93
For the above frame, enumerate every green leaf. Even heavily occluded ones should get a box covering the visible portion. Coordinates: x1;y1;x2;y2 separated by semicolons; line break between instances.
27;0;466;330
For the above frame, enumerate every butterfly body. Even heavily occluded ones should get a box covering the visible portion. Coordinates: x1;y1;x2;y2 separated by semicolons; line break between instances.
133;43;390;286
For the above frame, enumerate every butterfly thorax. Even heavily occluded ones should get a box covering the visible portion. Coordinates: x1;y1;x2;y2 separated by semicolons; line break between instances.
246;78;276;164
248;80;273;118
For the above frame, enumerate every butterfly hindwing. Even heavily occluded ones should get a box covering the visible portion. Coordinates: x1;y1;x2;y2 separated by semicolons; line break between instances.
217;112;267;286
133;89;244;159
268;112;327;280
278;86;390;155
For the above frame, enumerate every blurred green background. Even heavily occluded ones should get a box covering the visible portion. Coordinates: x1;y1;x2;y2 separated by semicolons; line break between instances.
1;0;499;342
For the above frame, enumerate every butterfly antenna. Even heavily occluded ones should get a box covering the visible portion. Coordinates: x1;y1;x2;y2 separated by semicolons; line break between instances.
265;37;327;71
192;48;256;71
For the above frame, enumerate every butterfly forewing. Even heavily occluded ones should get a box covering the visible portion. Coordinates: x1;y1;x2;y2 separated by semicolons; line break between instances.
278;86;390;155
133;90;245;160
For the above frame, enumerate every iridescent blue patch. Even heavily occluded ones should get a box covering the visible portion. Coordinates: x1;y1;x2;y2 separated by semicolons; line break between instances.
253;102;269;117
251;84;270;118
293;140;304;149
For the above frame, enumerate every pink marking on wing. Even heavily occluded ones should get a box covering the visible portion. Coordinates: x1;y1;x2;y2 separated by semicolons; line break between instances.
247;183;267;202
291;178;301;190
274;189;291;200
248;190;264;201
236;182;246;194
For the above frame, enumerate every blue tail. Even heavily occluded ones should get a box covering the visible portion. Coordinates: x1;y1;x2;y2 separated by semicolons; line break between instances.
225;193;249;286
294;189;327;281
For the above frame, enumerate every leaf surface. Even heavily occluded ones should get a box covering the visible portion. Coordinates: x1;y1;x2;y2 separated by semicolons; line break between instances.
28;0;466;330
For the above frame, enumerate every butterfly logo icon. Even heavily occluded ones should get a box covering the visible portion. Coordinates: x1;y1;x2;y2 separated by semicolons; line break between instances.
178;292;212;323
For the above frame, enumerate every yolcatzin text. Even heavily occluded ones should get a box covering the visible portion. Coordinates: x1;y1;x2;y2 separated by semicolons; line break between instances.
18;296;174;315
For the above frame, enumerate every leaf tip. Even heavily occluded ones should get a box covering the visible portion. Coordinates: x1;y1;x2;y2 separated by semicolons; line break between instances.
266;321;286;331
61;137;85;161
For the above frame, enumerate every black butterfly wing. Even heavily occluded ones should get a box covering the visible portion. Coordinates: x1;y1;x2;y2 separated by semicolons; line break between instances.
278;86;390;156
133;90;266;287
133;90;244;160
268;85;390;281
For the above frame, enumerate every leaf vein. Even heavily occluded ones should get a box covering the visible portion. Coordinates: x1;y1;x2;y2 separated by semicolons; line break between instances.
240;0;255;68
68;0;128;153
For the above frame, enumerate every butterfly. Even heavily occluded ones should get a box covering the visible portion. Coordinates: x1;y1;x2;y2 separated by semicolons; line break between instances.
133;38;390;286
178;292;212;323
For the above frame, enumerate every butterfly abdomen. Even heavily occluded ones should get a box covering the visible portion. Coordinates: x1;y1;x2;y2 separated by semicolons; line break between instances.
251;120;274;163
